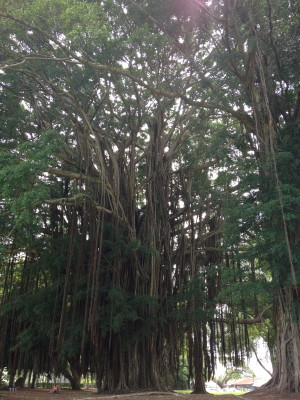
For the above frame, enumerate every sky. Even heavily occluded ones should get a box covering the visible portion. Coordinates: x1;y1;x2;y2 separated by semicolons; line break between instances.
248;338;273;380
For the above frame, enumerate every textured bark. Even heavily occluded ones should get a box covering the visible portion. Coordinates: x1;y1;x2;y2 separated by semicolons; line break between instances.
266;291;300;392
63;367;82;391
192;331;206;394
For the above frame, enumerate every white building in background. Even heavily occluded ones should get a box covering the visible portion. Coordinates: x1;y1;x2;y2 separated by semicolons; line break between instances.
226;377;269;392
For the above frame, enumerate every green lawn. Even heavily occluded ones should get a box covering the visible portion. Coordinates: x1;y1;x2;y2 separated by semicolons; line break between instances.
174;390;192;394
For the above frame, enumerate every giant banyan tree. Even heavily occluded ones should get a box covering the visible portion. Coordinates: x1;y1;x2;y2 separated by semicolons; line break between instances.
0;0;299;394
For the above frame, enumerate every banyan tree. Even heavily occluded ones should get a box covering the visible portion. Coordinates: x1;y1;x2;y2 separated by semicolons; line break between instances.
0;0;300;394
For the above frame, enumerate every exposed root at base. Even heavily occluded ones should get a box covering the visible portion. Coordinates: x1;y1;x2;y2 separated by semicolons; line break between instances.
79;391;184;400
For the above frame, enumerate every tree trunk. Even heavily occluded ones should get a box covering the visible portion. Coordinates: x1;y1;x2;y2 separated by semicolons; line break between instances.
266;290;300;392
192;331;206;394
8;371;16;388
96;333;168;393
30;372;36;389
63;367;82;390
27;370;32;388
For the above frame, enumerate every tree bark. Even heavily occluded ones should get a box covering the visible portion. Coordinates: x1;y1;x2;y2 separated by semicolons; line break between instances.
266;291;300;392
191;331;206;394
63;367;82;390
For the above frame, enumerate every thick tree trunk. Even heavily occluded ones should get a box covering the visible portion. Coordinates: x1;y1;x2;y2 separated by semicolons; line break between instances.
266;291;300;392
63;367;82;390
8;371;16;388
30;372;36;389
192;331;206;394
96;333;168;393
14;376;25;388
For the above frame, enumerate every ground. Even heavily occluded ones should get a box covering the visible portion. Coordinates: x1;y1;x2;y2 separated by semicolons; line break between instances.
1;388;300;400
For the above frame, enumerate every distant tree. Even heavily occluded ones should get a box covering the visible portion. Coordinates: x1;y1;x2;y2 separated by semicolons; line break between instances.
217;366;255;387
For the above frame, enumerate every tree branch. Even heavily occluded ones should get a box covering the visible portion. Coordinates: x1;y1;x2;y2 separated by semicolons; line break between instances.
0;12;254;131
214;305;272;325
45;195;113;214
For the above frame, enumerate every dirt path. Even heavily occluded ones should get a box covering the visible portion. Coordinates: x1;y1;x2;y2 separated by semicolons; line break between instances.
1;388;300;400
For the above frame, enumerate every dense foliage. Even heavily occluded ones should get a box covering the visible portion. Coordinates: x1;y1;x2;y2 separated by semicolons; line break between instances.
0;0;299;393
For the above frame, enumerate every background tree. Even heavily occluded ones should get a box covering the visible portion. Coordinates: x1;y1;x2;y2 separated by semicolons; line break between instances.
0;0;222;391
